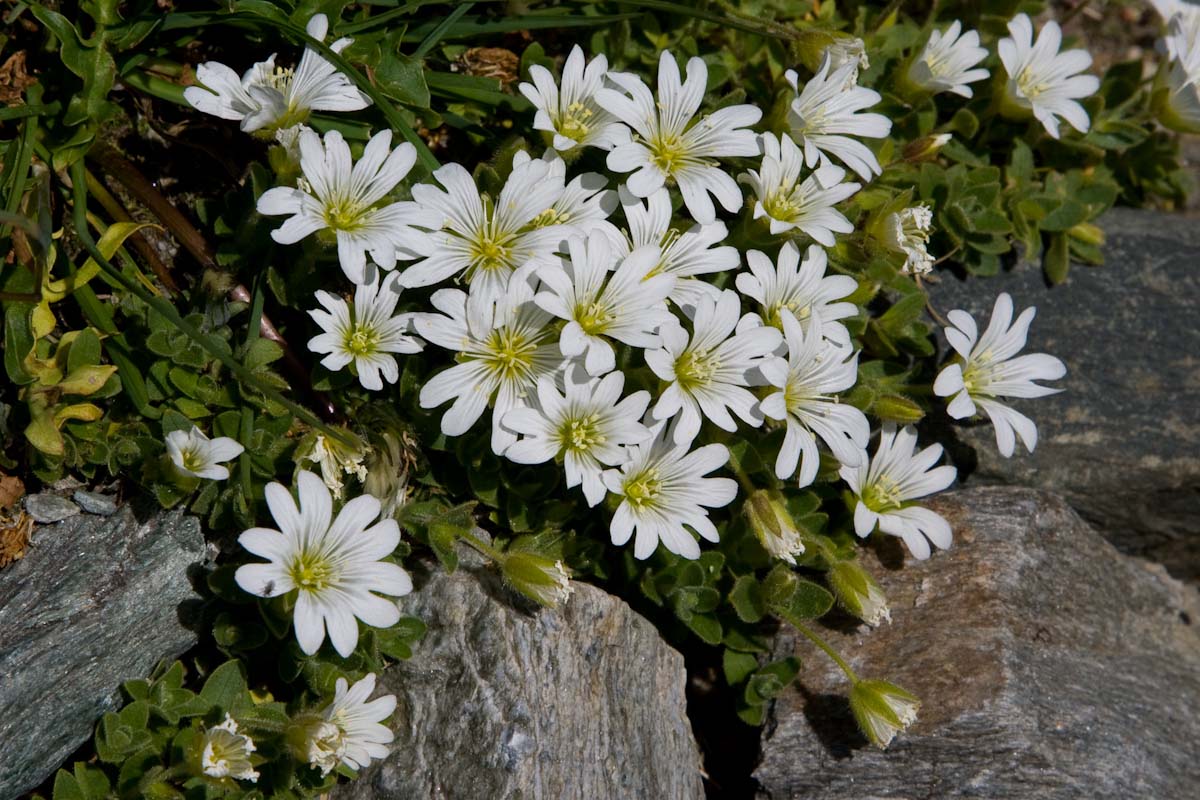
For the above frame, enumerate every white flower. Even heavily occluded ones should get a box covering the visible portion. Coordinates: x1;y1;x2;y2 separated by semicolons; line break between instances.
880;205;935;275
997;13;1100;139
305;270;421;390
759;313;869;487
166;426;244;480
616;187;738;310
414;281;564;454
201;715;258;783
502;372;653;506
535;231;676;376
934;292;1066;457
234;471;413;657
907;21;990;98
739;132;860;243
257;129;438;285
513;150;621;245
1161;2;1200;72
304;673;395;776
184;14;370;133
646;290;783;446
518;45;623;152
307;270;421;391
1156;13;1200;133
599;51;761;224
841;424;957;560
786;55;893;182
735;241;858;345
402;158;572;307
602;422;738;559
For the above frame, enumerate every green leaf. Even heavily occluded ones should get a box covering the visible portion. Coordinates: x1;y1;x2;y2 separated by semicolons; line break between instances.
199;660;249;712
728;575;765;623
376;52;431;108
722;649;759;686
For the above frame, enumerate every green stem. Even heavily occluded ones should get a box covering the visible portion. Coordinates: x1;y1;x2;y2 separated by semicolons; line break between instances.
66;160;360;450
728;459;757;495
791;620;859;683
458;528;504;562
121;70;189;106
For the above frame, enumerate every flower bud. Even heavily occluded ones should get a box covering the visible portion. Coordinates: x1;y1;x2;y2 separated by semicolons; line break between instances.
1068;221;1104;247
901;133;951;163
744;489;806;565
873;394;925;424
849;679;920;749
501;551;573;607
827;560;891;626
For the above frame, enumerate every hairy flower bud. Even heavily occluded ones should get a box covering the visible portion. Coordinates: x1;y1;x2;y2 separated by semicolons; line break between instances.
849;679;920;749
501;551;573;607
827;560;891;626
902;133;952;163
744;489;806;564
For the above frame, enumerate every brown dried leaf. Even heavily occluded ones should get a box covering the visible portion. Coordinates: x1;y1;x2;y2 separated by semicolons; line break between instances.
0;512;33;569
0;52;36;105
0;475;24;511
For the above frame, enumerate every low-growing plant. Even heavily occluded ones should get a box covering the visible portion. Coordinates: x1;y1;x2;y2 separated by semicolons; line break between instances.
1;0;1193;796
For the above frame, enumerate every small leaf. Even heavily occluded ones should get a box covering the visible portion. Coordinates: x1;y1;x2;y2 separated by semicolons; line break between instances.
199;660;249;712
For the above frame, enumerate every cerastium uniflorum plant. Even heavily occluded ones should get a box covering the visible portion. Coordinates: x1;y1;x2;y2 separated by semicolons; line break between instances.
0;0;1192;795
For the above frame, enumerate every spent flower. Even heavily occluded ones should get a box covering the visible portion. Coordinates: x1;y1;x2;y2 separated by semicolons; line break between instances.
200;715;259;783
849;679;921;749
880;205;935;275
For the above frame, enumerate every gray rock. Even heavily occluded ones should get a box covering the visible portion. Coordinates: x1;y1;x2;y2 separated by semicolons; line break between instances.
334;552;705;800
73;490;118;516
0;507;204;799
755;487;1200;800
930;207;1200;581
23;492;80;524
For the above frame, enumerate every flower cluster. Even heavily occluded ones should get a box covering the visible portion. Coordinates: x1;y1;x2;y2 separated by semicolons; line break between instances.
171;9;1092;772
183;18;1077;576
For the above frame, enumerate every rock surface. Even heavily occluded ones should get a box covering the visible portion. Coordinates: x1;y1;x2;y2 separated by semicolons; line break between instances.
23;492;80;523
333;551;705;800
930;207;1200;581
755;487;1200;799
0;507;204;799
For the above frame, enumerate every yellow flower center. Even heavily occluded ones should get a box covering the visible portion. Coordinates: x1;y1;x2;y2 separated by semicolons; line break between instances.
530;207;572;228
766;299;812;330
180;447;206;473
647;131;691;174
674;348;721;390
561;414;605;453
345;325;379;357
322;197;367;232
624;467;662;508
575;301;613;335
289;551;336;593
863;476;905;512
482;328;537;383
1015;66;1050;100
556;101;594;141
